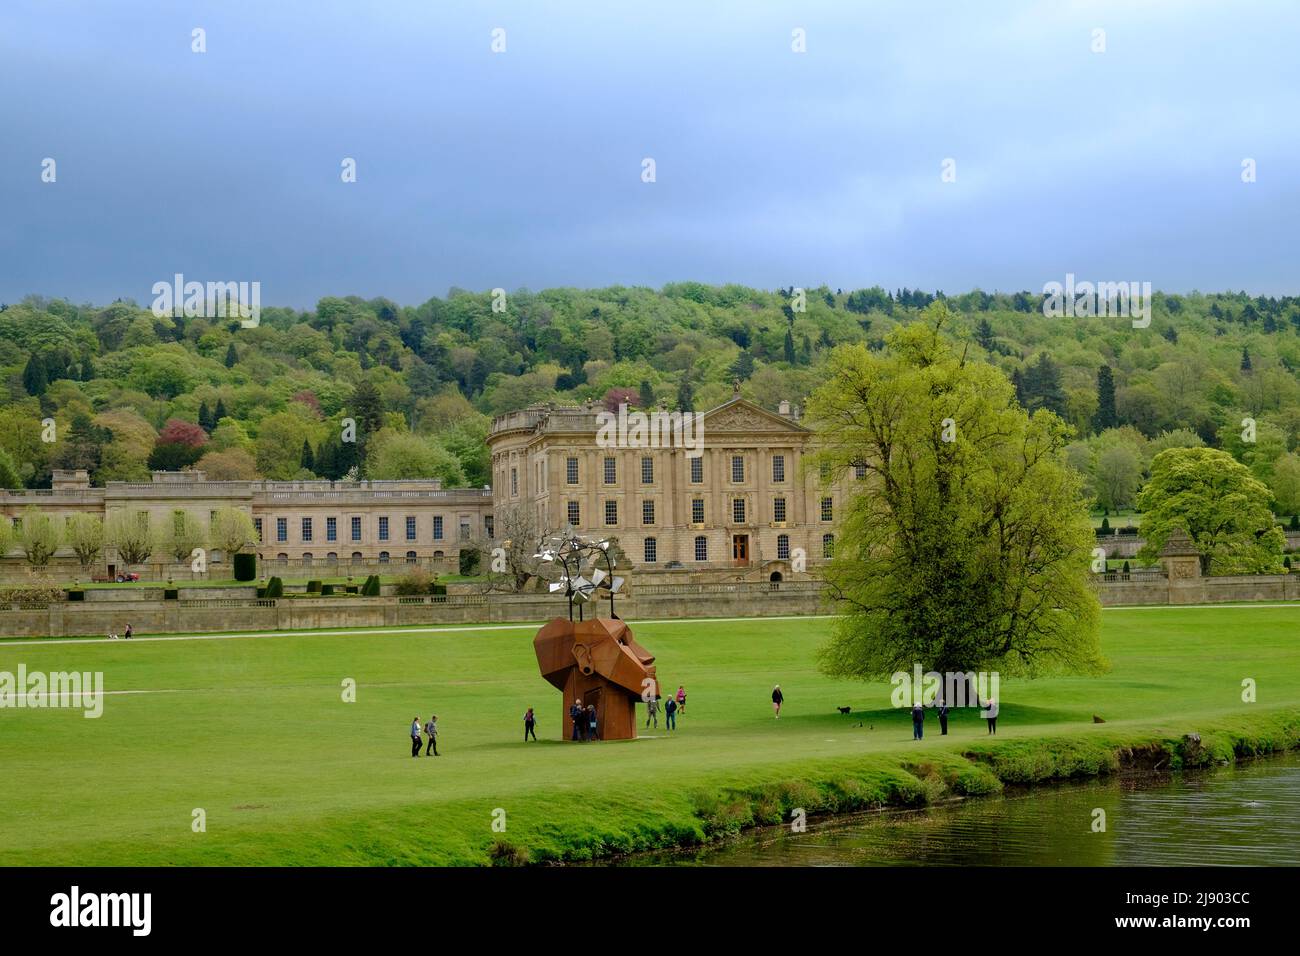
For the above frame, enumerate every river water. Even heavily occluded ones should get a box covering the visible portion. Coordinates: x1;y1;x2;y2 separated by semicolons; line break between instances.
620;751;1300;866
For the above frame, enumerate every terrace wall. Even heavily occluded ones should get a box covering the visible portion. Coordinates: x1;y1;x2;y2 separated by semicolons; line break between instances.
1;576;1296;638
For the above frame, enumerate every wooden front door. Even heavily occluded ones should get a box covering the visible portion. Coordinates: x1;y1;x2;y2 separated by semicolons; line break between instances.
732;534;749;566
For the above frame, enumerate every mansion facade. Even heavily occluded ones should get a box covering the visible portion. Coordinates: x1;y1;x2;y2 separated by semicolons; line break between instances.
0;397;848;581
487;397;850;581
0;471;492;576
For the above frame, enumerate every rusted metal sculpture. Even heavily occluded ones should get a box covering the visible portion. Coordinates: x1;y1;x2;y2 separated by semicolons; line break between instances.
530;530;657;740
535;616;658;741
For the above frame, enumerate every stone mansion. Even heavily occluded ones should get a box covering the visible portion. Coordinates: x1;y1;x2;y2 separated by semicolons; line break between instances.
0;397;850;581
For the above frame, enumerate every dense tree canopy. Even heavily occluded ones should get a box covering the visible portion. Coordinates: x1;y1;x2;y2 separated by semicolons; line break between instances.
807;308;1104;680
0;286;1297;521
1137;448;1286;574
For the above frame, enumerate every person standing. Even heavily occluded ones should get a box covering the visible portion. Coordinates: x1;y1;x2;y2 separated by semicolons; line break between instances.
911;701;925;740
937;698;950;736
676;685;686;714
665;696;677;731
425;715;440;755
124;623;133;640
570;699;583;741
645;694;660;728
985;698;998;735
410;717;422;757
524;707;537;742
772;684;784;719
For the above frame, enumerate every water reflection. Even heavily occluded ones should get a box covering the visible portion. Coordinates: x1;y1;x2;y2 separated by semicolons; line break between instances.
617;752;1300;866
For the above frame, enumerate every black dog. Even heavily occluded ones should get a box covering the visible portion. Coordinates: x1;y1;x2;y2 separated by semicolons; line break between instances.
837;706;852;715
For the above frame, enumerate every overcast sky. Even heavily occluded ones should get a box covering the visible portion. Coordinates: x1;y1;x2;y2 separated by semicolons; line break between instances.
1;0;1297;308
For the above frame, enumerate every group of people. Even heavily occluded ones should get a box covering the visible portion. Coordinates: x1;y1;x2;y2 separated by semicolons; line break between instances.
643;684;686;731
108;623;134;640
407;684;698;756
910;698;999;739
569;699;600;741
410;715;439;756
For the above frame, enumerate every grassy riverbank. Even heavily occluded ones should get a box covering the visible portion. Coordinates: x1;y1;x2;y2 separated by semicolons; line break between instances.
1;607;1297;865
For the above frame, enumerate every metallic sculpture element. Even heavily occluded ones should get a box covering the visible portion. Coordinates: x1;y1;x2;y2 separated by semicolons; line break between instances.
534;616;658;741
532;527;625;621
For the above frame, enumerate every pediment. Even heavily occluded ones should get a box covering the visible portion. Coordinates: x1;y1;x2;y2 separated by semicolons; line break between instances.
700;399;809;433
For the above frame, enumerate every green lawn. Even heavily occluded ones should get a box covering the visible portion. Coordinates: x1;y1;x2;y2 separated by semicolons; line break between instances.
1;606;1298;865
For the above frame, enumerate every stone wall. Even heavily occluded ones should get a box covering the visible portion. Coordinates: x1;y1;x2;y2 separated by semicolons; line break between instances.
1;576;1295;639
0;581;829;638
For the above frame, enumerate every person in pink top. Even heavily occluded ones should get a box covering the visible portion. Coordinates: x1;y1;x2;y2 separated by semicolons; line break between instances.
675;685;686;713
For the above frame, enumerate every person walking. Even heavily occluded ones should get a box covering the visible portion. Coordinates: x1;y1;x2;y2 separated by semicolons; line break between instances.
645;694;660;728
425;715;440;755
772;684;784;718
937;698;950;736
570;699;584;741
410;717;423;757
124;623;133;640
587;703;598;741
665;696;677;731
985;698;998;735
911;701;925;740
524;707;537;742
676;685;686;714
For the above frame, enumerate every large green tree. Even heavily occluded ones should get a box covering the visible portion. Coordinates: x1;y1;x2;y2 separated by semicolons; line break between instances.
106;512;155;572
161;508;207;563
209;507;258;557
65;514;105;573
18;506;61;568
806;309;1103;680
364;429;465;485
1137;447;1285;574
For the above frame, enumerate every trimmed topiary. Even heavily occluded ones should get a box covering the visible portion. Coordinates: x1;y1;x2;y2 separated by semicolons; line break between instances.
233;552;257;581
265;577;284;598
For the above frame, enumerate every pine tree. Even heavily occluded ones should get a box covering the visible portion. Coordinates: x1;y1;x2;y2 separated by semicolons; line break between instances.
22;354;47;396
638;379;656;408
1092;364;1118;432
729;350;755;381
1011;368;1026;407
214;398;228;424
1241;347;1252;372
676;377;694;411
1035;353;1068;417
350;380;386;460
224;343;238;368
80;355;96;381
300;439;315;473
783;329;797;364
975;318;995;352
197;401;214;432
